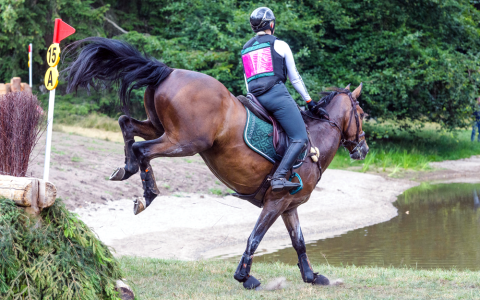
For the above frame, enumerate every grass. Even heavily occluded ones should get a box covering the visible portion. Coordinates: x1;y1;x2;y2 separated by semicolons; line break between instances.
119;257;480;300
53;124;125;143
209;188;223;196
330;122;480;173
54;112;120;132
71;155;82;162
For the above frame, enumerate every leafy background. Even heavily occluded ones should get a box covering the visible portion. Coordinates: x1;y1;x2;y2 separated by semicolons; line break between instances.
1;0;480;129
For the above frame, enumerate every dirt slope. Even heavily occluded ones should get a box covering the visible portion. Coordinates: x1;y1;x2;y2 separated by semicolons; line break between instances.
28;131;230;209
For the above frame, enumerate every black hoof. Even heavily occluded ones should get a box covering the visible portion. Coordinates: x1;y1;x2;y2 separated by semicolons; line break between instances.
243;275;261;290
313;274;329;286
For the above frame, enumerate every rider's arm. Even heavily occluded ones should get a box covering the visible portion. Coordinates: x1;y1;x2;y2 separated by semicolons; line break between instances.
274;40;312;103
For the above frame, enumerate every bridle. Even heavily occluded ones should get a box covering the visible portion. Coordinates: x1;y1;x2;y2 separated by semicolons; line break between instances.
303;90;365;155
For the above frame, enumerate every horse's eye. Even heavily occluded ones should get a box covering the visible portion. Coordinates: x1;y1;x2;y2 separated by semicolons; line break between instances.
360;113;365;119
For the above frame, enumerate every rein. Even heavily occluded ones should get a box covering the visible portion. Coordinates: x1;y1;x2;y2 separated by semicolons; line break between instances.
302;90;365;155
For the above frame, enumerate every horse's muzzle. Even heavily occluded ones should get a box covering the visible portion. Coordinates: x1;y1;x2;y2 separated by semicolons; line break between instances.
349;140;369;160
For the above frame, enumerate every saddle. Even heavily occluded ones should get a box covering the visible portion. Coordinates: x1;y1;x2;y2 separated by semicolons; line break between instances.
237;93;290;157
233;93;315;208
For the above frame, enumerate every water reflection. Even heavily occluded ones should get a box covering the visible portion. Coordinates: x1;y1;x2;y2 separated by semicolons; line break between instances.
244;183;480;270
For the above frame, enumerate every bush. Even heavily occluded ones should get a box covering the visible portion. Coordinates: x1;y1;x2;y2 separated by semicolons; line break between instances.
0;198;123;300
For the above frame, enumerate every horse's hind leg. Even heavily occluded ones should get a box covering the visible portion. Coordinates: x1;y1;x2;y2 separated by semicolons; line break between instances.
131;135;208;215
234;202;286;289
110;116;163;181
282;208;329;285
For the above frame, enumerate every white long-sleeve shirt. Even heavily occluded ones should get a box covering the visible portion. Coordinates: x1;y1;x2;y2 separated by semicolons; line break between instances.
257;32;311;102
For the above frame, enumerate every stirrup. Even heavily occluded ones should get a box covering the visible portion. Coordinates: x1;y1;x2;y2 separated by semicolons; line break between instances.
271;177;301;192
288;172;303;195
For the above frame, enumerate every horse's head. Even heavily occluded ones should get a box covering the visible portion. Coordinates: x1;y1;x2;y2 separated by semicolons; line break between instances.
340;83;369;160
307;83;369;160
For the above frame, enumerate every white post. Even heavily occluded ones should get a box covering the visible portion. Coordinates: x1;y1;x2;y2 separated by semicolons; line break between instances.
29;43;32;87
43;88;56;181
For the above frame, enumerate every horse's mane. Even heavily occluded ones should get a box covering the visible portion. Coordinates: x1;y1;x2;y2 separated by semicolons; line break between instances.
317;87;350;109
302;87;350;120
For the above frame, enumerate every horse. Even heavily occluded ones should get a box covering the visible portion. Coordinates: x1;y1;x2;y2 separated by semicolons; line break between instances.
64;37;369;289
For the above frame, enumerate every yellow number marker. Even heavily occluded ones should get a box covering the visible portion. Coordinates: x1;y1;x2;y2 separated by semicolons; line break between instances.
46;44;61;67
44;67;59;90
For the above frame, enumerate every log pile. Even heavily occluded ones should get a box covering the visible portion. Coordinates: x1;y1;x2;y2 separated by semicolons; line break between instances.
0;77;32;95
0;175;57;215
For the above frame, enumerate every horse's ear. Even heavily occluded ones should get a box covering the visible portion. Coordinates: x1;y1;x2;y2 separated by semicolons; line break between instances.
345;84;351;90
352;82;363;99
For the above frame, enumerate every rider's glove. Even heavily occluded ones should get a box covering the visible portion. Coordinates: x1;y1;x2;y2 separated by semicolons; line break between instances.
306;100;316;111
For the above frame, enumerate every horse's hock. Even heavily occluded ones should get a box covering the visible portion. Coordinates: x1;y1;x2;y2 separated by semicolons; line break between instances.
0;77;32;95
0;175;57;215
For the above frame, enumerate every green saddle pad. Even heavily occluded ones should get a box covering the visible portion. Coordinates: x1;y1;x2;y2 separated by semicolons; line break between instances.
243;108;305;168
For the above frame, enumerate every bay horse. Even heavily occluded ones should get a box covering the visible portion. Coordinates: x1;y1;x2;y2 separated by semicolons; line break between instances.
65;38;369;289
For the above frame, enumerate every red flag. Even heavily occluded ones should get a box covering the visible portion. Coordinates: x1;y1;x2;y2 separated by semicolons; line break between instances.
53;18;76;44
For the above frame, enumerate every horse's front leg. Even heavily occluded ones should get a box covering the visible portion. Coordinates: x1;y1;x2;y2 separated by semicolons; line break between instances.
282;208;329;285
110;116;163;181
131;135;204;215
234;201;286;289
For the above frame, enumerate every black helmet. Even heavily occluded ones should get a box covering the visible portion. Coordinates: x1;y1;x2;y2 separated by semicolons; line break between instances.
250;7;275;33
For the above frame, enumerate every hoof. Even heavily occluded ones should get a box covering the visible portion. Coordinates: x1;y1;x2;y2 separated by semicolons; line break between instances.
110;167;136;181
133;197;146;215
110;167;125;181
243;275;261;290
313;274;329;286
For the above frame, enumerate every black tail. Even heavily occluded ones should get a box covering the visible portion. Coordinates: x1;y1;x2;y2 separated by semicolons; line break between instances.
64;37;173;115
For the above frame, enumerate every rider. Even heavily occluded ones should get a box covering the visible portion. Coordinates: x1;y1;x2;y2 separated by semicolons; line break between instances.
242;7;316;192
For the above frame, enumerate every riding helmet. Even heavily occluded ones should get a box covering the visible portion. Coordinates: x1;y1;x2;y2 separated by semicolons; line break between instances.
250;7;275;33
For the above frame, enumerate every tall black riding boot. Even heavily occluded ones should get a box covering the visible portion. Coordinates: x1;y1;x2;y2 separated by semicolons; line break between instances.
271;139;306;192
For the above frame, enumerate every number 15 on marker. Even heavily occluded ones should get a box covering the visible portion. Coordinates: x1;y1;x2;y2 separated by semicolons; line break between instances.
47;44;60;67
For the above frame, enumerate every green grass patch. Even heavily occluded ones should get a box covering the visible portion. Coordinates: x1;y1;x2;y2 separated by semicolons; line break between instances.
71;155;82;162
330;122;480;173
51;146;65;156
209;188;223;196
59;113;120;132
119;257;480;300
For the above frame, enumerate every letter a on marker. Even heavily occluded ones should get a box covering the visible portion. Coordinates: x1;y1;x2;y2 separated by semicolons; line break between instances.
47;71;53;86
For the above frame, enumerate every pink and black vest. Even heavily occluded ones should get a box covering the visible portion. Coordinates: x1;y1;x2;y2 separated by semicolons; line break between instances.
241;34;287;96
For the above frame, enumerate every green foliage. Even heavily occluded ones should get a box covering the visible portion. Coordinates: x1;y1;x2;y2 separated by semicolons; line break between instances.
0;0;108;83
2;1;480;128
0;198;122;300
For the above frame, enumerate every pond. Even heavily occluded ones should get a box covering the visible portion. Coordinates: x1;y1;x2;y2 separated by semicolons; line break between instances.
245;183;480;270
